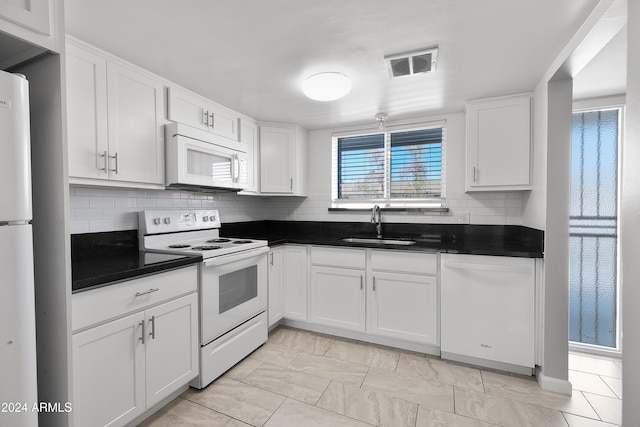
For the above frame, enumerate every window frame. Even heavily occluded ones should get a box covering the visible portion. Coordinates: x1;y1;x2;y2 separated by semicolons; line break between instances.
331;120;446;209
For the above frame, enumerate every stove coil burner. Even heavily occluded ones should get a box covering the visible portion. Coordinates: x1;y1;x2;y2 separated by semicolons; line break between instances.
206;238;231;244
232;240;253;244
168;244;191;249
191;245;222;251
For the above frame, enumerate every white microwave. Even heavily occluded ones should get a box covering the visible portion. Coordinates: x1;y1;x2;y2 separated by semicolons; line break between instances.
165;122;247;191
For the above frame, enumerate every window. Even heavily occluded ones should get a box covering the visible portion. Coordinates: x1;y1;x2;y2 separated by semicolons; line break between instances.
569;106;621;350
332;124;445;204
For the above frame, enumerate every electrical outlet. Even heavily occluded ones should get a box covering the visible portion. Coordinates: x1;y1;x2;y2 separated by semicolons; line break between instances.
453;212;470;224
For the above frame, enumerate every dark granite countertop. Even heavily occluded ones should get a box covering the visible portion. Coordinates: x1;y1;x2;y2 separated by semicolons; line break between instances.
221;221;544;258
71;231;202;293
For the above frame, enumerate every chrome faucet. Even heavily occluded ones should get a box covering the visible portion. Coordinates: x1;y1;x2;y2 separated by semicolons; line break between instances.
371;205;382;238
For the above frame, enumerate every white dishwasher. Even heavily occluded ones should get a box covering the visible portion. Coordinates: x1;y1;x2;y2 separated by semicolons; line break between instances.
440;253;535;373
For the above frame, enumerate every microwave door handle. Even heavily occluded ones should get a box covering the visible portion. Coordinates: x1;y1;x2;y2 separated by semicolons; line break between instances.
232;154;239;183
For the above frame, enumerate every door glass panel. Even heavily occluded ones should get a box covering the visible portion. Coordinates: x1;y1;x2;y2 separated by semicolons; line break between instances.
187;148;231;181
219;265;258;314
569;108;619;349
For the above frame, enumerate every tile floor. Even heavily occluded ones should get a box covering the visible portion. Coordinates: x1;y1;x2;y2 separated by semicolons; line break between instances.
139;326;622;427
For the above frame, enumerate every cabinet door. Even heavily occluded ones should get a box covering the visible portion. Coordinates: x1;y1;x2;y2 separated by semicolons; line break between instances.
268;248;284;326
466;94;531;191
208;103;239;140
65;41;109;180
72;312;145;427
369;272;438;345
310;266;365;331
283;245;308;321
145;293;199;408
239;119;259;193
260;126;294;193
167;87;208;131
0;0;51;36
107;61;165;184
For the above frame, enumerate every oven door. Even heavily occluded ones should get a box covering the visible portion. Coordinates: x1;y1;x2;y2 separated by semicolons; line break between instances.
200;247;268;344
167;133;248;190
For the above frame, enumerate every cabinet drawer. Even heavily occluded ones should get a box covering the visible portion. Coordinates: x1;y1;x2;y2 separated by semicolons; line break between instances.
311;246;365;269
371;250;437;275
72;265;197;331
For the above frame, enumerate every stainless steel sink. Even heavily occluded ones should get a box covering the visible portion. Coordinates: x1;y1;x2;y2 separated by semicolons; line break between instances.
340;237;416;246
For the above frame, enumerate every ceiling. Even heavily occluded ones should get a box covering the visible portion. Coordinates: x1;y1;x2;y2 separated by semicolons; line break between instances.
64;0;613;131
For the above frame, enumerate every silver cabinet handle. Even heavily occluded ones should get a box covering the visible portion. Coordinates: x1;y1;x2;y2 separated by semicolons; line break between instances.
209;112;215;129
149;316;156;340
373;276;376;292
109;152;119;174
473;166;478;183
135;288;159;297
203;109;209;127
270;252;274;265
290;178;293;191
360;275;363;290
99;150;108;171
139;320;145;344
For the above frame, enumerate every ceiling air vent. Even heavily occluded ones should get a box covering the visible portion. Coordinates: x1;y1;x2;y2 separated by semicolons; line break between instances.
385;47;438;79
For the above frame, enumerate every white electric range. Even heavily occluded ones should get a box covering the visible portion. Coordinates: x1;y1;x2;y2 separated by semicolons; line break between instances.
139;209;269;388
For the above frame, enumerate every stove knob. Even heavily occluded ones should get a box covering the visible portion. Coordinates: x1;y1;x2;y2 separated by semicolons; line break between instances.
153;217;161;225
209;215;216;222
203;216;209;222
163;217;171;224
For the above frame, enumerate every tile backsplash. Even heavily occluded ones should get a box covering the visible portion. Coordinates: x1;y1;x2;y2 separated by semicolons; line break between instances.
69;185;524;234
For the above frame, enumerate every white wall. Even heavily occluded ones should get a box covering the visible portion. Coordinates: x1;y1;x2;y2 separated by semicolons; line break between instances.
69;111;527;233
272;112;526;226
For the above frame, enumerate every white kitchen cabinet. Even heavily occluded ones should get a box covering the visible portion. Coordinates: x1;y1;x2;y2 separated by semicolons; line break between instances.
369;250;439;345
167;86;240;141
283;245;308;321
72;311;145;427
466;93;532;191
267;248;284;327
0;0;59;58
238;118;259;194
72;266;198;427
145;294;199;408
259;122;308;196
440;254;535;369
310;247;365;331
66;38;165;188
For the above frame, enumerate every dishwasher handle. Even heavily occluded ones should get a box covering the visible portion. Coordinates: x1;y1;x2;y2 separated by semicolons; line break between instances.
442;261;532;274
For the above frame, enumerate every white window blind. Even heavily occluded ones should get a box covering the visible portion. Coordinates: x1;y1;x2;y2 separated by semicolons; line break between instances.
334;125;445;201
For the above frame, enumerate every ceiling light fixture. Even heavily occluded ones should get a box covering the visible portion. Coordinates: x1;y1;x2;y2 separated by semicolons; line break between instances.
302;72;352;101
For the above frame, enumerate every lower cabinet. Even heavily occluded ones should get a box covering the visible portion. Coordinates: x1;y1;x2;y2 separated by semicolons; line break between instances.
267;248;284;326
282;245;308;321
268;245;308;326
71;267;198;427
369;271;438;344
310;265;366;331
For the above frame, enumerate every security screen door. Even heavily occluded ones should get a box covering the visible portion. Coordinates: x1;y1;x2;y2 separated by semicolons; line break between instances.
569;107;620;350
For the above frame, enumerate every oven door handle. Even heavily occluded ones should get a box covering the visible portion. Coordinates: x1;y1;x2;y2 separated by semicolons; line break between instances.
202;246;270;267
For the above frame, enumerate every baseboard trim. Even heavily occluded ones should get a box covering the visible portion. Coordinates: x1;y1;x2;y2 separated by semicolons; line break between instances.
536;368;573;395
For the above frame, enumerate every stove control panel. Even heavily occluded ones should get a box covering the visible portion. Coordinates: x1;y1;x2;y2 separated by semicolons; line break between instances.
139;209;221;235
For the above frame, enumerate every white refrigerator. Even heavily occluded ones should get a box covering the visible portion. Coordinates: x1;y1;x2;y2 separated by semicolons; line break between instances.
0;70;38;426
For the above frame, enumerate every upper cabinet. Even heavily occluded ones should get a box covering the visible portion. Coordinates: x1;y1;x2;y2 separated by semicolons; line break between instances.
238;118;259;194
65;38;165;189
0;0;59;62
259;122;308;196
465;93;532;191
167;86;240;141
